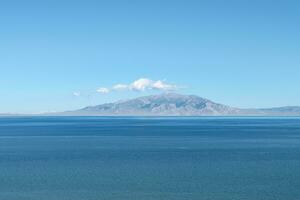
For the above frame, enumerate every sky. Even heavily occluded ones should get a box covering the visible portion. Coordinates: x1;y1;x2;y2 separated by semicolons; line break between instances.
0;0;299;113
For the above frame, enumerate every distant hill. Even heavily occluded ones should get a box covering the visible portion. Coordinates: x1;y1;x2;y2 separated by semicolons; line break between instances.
59;93;300;116
258;106;300;116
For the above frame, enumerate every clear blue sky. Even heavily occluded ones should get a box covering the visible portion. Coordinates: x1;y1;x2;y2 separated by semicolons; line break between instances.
0;0;299;113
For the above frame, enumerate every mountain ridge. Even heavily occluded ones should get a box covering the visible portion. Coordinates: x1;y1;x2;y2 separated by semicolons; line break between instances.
59;93;300;116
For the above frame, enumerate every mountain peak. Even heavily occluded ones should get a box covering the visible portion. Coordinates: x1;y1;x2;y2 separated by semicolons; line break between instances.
57;93;300;116
65;93;239;116
137;92;191;99
135;92;209;102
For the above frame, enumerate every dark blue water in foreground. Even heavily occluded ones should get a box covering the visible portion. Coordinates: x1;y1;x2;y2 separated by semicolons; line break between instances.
1;117;300;200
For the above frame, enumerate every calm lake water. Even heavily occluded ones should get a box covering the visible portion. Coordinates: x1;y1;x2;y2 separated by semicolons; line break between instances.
0;117;300;200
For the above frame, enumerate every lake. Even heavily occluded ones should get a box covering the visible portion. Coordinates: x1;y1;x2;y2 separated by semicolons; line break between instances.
0;117;300;200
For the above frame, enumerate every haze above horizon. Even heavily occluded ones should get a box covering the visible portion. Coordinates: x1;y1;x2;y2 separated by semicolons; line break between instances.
1;0;299;113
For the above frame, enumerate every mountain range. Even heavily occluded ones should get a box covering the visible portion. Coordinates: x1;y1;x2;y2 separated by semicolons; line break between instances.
59;93;300;116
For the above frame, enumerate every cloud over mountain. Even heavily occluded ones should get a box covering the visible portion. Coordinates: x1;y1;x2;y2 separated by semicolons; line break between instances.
73;92;81;97
96;78;178;94
96;87;110;94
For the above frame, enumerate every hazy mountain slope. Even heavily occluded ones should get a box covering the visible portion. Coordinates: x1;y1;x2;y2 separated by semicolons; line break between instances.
5;93;299;116
62;93;243;116
59;93;300;116
257;106;300;116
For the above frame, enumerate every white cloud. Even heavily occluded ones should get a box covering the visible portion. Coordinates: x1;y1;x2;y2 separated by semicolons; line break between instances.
112;84;129;90
96;78;179;94
113;78;177;92
130;78;152;91
97;87;110;94
152;80;176;90
73;92;81;97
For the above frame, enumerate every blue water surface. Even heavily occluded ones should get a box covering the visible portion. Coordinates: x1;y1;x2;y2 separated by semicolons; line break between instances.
0;117;300;200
